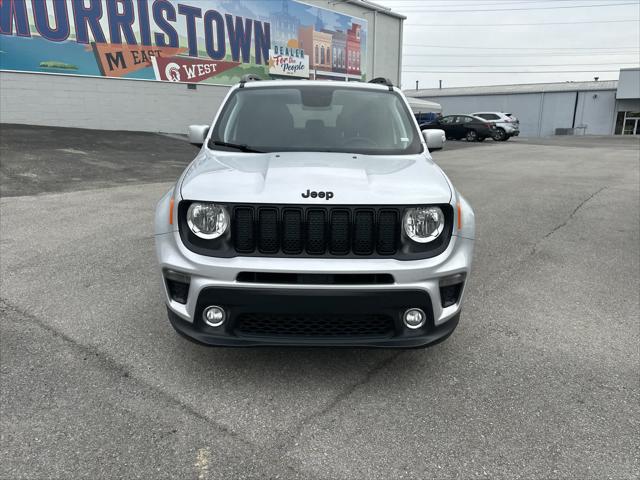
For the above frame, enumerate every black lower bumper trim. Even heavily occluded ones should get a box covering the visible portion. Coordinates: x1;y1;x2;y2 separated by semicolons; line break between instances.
166;287;460;348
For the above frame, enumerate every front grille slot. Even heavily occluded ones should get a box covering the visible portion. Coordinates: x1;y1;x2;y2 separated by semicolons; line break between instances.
258;208;279;253
377;210;398;255
233;207;255;253
330;210;350;255
353;210;375;255
235;313;394;338
306;209;327;254
282;209;303;254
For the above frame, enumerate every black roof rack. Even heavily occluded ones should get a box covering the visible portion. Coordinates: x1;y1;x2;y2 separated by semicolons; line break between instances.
239;74;262;88
368;77;394;91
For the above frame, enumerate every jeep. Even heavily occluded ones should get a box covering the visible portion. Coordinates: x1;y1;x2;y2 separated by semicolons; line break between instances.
154;78;475;347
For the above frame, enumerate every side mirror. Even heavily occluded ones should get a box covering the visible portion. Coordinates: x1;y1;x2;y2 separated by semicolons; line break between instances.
422;129;446;151
188;125;210;146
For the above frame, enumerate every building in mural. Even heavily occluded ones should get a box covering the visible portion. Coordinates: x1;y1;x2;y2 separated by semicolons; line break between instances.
331;31;347;74
269;0;300;47
346;23;362;76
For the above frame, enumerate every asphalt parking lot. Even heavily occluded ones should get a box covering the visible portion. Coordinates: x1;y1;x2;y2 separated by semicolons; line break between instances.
1;124;638;479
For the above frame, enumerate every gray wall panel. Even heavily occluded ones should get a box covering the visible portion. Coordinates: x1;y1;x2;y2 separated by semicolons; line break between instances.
617;68;640;100
539;92;575;136
616;99;640;112
576;90;616;135
0;71;230;134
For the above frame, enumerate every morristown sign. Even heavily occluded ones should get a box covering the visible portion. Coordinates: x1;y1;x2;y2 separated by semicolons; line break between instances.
0;0;367;84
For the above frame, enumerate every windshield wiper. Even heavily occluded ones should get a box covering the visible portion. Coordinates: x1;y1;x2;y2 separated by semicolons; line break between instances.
209;140;265;153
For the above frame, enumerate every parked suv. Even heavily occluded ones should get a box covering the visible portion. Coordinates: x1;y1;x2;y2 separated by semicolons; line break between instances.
472;112;520;141
421;115;496;142
154;78;475;348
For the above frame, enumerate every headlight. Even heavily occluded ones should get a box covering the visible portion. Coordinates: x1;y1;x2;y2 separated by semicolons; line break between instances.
403;206;445;243
186;203;229;239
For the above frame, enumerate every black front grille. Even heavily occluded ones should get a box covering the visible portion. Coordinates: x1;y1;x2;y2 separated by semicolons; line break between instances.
235;313;394;338
232;206;400;257
179;202;453;260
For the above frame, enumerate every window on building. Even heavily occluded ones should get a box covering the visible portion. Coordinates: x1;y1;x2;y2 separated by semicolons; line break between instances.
615;111;640;135
321;46;325;65
315;45;319;63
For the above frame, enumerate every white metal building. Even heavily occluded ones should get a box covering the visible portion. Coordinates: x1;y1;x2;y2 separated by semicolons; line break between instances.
0;0;405;134
405;68;640;137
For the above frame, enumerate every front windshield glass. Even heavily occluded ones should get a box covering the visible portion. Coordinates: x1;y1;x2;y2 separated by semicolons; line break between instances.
210;85;422;155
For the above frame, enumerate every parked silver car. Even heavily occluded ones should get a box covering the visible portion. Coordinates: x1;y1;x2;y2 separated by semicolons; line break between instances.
154;78;475;348
472;112;520;141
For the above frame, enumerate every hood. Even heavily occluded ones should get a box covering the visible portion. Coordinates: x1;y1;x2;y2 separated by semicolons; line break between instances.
180;150;452;205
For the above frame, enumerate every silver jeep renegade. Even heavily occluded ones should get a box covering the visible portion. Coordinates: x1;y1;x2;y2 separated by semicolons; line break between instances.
154;78;475;348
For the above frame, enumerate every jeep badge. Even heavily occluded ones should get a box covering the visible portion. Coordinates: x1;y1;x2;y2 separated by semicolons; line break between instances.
301;189;334;200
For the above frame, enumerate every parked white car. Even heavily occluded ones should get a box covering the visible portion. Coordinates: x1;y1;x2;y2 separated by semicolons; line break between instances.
472;112;520;141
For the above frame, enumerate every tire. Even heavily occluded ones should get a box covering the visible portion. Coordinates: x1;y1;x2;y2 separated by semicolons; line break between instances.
477;137;485;142
494;127;507;141
465;130;478;142
502;134;511;141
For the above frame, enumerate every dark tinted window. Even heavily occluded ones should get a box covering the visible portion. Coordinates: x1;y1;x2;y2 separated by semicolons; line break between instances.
477;113;500;120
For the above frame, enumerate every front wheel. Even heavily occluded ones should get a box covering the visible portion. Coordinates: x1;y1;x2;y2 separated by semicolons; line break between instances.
465;130;478;142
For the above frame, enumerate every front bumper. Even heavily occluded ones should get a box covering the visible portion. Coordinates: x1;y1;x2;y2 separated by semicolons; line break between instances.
168;288;460;348
155;223;474;347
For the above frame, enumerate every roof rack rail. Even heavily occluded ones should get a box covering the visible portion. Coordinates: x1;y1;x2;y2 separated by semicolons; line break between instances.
368;77;394;91
239;74;262;88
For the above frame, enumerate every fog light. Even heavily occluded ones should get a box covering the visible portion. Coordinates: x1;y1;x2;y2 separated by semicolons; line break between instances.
403;308;426;329
203;306;226;327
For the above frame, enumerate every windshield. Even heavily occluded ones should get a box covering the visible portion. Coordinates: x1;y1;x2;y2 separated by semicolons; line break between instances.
210;85;422;155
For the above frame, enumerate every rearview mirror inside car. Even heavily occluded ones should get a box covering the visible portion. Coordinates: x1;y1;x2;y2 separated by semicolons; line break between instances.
188;125;210;146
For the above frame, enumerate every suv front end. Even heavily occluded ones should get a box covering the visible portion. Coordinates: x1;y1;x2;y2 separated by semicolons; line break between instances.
154;80;475;348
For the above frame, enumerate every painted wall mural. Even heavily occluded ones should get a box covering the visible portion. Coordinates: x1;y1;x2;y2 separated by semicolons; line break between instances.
0;0;368;84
